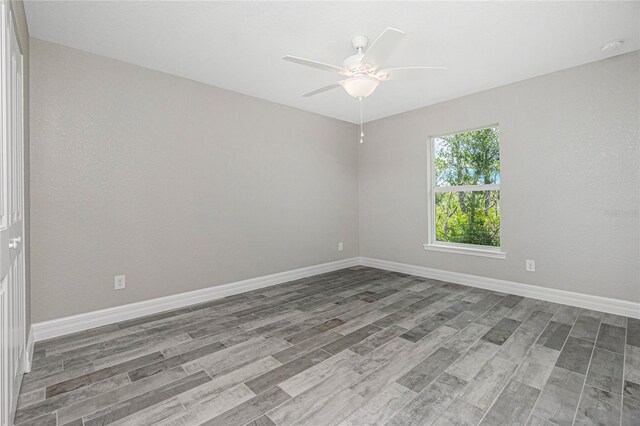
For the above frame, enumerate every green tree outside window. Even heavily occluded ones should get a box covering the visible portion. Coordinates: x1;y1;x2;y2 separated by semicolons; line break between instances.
433;127;500;247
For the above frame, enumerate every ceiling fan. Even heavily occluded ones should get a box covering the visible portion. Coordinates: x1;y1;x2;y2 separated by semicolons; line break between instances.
283;28;446;99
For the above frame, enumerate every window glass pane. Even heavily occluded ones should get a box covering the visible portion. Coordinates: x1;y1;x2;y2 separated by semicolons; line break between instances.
435;190;500;247
434;127;500;187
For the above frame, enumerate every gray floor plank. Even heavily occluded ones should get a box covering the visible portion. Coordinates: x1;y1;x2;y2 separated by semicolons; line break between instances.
447;310;482;330
16;389;45;410
352;326;458;399
93;334;193;370
531;366;585;426
338;381;416;426
334;310;389;335
110;396;184;426
443;323;491;353
585;348;624;395
394;296;455;329
20;364;96;394
622;380;640;426
551;305;581;326
279;349;361;397
626;344;640;384
15;412;57;426
446;340;499;382
127;341;226;382
320;324;381;354
201;386;290;426
83;370;210;426
570;314;601;342
481;318;521;346
350;325;407;356
244;348;331;394
16;267;629;426
595;323;626;354
480;379;540;426
187;337;290;377
295;388;364;425
350;337;413;376
574;385;621;426
180;357;279;409
601;313;627;327
495;311;553;364
511;345;558;390
160;328;249;359
271;330;342;364
526;415;557;426
267;366;360;425
15;374;131;424
397;347;460;392
433;397;485;426
400;315;454;343
475;305;513;327
245;415;276;426
166;383;256;425
536;321;571;351
388;372;467;426
555;336;594;375
459;355;518;410
499;295;525;309
47;352;166;398
373;310;411;329
284;318;345;344
506;299;548;322
57;367;187;424
627;318;640;347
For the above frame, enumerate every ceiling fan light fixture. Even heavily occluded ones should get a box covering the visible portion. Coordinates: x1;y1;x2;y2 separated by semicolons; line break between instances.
342;75;380;98
284;28;446;100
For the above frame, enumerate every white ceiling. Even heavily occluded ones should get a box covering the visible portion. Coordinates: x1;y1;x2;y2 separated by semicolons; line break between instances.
24;1;640;124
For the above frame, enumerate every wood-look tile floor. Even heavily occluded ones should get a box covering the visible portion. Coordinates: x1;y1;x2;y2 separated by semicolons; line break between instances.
15;267;640;426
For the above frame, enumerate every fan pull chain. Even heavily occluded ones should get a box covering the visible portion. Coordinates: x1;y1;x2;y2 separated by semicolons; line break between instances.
359;97;364;144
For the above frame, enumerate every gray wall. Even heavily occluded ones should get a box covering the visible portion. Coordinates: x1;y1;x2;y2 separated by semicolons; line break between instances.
30;37;639;323
12;0;30;337
359;51;640;303
30;39;359;323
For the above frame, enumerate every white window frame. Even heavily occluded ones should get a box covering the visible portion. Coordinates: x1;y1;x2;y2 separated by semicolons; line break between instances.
424;124;506;259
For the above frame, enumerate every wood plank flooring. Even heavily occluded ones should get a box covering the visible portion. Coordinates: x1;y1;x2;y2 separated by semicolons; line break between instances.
16;267;640;425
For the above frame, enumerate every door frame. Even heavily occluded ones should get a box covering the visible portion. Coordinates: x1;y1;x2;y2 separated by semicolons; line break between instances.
0;1;26;424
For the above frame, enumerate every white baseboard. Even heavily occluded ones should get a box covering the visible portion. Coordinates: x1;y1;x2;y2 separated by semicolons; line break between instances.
24;326;34;373
32;257;359;342
359;257;640;319
31;255;639;342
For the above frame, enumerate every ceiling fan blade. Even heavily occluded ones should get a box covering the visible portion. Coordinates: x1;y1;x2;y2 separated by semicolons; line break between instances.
361;28;405;70
377;66;447;80
283;55;347;75
302;82;344;97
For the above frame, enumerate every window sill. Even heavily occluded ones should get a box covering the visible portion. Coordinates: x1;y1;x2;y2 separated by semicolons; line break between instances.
423;243;507;259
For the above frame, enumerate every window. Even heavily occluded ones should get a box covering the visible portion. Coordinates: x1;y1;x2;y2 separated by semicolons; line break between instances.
425;126;505;258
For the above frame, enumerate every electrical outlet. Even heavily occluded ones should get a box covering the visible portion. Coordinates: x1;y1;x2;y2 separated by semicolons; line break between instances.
525;260;535;272
338;242;344;251
114;275;126;290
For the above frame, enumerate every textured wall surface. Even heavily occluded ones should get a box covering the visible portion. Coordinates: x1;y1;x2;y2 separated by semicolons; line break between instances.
30;39;359;322
359;51;640;303
30;38;639;323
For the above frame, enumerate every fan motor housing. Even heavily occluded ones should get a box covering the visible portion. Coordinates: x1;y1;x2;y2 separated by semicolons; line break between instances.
343;53;366;71
351;35;369;51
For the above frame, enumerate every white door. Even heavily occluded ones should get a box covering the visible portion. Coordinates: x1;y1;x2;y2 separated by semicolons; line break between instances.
0;1;25;425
